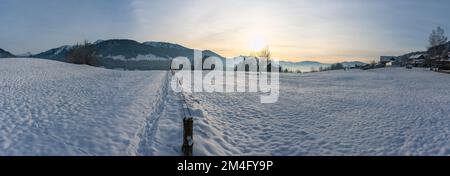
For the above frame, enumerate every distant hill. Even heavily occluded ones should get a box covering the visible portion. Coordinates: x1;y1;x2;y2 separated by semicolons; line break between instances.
31;39;366;71
340;61;367;67
398;51;427;59
278;61;329;72
279;60;367;72
34;39;225;70
15;52;33;57
396;42;450;63
34;45;72;61
143;41;190;50
0;48;15;58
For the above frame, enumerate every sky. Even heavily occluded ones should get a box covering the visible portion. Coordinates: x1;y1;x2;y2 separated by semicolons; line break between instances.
1;0;450;63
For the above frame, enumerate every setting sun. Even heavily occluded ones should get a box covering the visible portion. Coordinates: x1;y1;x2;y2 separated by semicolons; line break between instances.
249;35;267;52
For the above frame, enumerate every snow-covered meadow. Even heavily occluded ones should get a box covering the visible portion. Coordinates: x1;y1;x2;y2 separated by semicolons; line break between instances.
0;58;183;155
187;68;450;156
1;58;450;156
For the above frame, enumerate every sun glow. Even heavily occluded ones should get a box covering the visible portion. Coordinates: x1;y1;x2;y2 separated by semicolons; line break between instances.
249;35;267;52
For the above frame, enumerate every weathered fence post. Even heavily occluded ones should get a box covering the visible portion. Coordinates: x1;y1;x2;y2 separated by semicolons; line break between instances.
182;117;193;156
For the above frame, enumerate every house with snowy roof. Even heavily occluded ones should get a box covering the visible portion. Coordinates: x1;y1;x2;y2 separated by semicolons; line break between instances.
408;54;427;67
380;56;401;66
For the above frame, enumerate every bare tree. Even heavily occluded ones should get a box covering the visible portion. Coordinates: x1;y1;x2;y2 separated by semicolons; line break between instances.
370;60;377;67
66;40;97;66
252;46;273;72
429;26;448;48
258;46;271;64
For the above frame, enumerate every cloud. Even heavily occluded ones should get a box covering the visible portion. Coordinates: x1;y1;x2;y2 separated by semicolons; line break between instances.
2;0;450;62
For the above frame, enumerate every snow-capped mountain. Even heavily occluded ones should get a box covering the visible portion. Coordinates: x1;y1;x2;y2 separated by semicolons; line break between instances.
94;39;224;60
143;41;189;50
340;61;367;67
93;40;105;44
15;52;33;57
279;60;367;72
36;39;225;61
34;39;225;70
0;48;15;58
34;45;72;61
96;39;226;70
279;61;329;72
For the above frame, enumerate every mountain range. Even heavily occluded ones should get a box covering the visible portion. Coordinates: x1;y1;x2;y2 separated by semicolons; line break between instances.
0;48;15;58
279;60;367;72
2;39;367;71
33;39;226;70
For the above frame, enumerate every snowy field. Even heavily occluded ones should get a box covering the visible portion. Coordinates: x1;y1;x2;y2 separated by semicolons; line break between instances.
0;58;183;155
1;58;450;156
186;68;450;156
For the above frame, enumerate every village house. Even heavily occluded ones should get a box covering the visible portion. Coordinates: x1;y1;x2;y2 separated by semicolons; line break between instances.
427;42;450;71
408;54;427;67
380;56;401;67
437;51;450;71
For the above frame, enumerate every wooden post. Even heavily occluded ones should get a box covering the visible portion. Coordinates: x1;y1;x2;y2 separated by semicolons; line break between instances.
182;117;193;156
